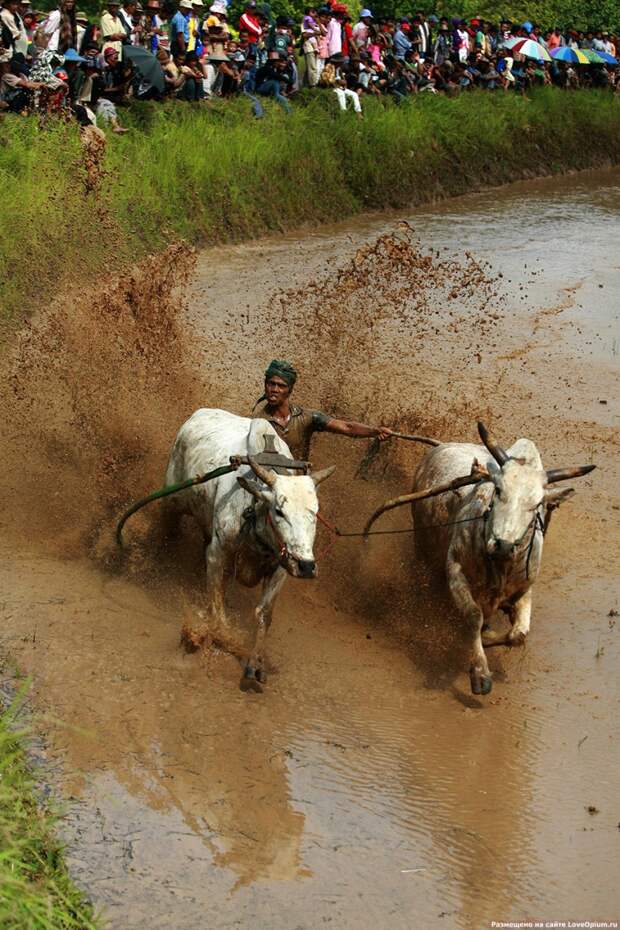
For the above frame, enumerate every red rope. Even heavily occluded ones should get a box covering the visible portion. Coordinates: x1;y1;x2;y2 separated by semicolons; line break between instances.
316;510;341;558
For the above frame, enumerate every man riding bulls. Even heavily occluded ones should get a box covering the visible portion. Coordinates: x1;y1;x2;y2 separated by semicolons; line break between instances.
252;359;394;461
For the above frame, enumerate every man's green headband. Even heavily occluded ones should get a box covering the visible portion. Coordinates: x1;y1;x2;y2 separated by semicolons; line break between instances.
264;359;298;389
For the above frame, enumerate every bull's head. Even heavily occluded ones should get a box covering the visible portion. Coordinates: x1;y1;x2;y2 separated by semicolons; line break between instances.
478;422;595;561
238;459;335;578
362;422;595;548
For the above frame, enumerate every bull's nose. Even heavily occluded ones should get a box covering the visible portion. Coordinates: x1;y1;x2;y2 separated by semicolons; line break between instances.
489;538;516;560
297;559;316;578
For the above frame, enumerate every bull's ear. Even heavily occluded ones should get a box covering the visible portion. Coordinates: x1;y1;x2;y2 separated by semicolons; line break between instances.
237;475;270;501
545;487;575;509
311;465;336;487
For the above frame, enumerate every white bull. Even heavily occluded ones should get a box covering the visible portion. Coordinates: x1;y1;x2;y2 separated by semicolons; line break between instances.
366;422;595;696
164;408;335;690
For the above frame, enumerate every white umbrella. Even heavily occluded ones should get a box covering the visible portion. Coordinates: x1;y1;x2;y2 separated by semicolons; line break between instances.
502;37;551;61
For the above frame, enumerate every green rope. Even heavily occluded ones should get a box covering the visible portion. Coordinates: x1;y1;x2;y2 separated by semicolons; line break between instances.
116;464;236;547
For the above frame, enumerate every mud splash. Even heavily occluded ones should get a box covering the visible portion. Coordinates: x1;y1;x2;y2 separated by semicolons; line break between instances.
1;243;203;558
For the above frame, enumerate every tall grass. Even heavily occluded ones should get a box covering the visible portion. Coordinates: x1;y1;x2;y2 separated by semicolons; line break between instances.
0;696;99;930
1;87;620;323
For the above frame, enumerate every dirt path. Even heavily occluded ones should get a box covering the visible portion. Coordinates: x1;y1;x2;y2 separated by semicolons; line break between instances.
1;168;618;930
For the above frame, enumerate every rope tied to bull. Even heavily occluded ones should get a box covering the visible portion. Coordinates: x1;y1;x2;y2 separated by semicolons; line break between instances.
115;464;238;546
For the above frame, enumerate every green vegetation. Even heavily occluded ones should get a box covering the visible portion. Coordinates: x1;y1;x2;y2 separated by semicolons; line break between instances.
0;696;98;930
380;0;620;32
2;87;620;322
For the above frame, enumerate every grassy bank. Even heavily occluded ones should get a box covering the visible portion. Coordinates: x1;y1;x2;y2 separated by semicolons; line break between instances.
0;696;99;930
1;87;620;321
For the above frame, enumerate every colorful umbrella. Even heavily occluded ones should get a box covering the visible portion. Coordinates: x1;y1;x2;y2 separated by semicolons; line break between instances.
580;48;610;64
503;37;551;61
592;50;618;64
550;46;592;64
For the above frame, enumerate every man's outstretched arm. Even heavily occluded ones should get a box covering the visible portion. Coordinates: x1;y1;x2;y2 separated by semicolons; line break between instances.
324;418;394;441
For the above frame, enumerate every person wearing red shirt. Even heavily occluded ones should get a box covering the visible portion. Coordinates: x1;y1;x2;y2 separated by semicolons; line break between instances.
239;0;261;48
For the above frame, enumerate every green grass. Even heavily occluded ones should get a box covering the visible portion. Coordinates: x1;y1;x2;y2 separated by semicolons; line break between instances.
1;87;620;323
0;695;99;930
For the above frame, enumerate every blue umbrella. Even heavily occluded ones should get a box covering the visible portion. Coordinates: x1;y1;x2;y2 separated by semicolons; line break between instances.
550;46;591;64
592;50;618;64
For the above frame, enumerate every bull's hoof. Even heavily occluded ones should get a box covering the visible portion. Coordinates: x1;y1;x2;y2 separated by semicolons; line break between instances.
470;670;493;695
255;667;267;684
240;665;263;694
508;629;526;647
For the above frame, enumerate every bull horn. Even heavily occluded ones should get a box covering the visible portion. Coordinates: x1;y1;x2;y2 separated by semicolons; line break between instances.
311;465;336;486
363;468;489;537
546;464;596;484
477;421;509;467
247;456;276;488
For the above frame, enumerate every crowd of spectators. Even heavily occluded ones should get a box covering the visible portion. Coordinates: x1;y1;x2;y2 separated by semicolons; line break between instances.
1;0;619;127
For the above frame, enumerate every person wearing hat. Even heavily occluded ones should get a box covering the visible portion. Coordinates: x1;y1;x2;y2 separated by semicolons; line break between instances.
169;0;190;55
22;7;39;41
255;49;292;111
146;0;169;53
1;0;29;55
74;9;86;45
101;0;125;57
433;21;450;65
252;361;393;462
186;0;202;52
205;0;226;30
351;7;371;51
0;51;45;107
267;14;291;56
393;17;412;60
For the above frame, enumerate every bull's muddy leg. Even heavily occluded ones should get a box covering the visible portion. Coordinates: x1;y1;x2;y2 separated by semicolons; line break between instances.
508;588;532;646
204;544;234;641
447;558;492;695
242;567;286;693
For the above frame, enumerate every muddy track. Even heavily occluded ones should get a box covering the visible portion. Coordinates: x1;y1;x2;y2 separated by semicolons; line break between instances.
1;168;619;930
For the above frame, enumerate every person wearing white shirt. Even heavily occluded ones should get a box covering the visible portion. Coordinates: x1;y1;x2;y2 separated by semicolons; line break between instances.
119;0;140;45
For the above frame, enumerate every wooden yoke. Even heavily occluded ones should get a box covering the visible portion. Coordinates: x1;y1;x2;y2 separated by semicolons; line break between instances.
230;434;311;475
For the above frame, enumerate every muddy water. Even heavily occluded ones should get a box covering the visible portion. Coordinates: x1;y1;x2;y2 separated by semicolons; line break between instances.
1;168;619;930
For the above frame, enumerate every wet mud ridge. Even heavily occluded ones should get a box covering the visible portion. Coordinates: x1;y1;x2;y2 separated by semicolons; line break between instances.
1;169;619;930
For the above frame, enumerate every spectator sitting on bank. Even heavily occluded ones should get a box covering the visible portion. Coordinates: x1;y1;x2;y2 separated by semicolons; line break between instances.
331;51;361;113
74;51;129;131
29;26;69;106
255;49;291;112
101;44;130;102
0;51;44;109
178;47;203;98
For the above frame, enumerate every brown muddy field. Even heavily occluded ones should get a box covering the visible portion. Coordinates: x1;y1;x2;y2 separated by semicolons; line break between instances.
1;168;619;930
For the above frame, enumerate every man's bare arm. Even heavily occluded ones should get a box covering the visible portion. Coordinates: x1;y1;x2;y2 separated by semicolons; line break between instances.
325;418;393;441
